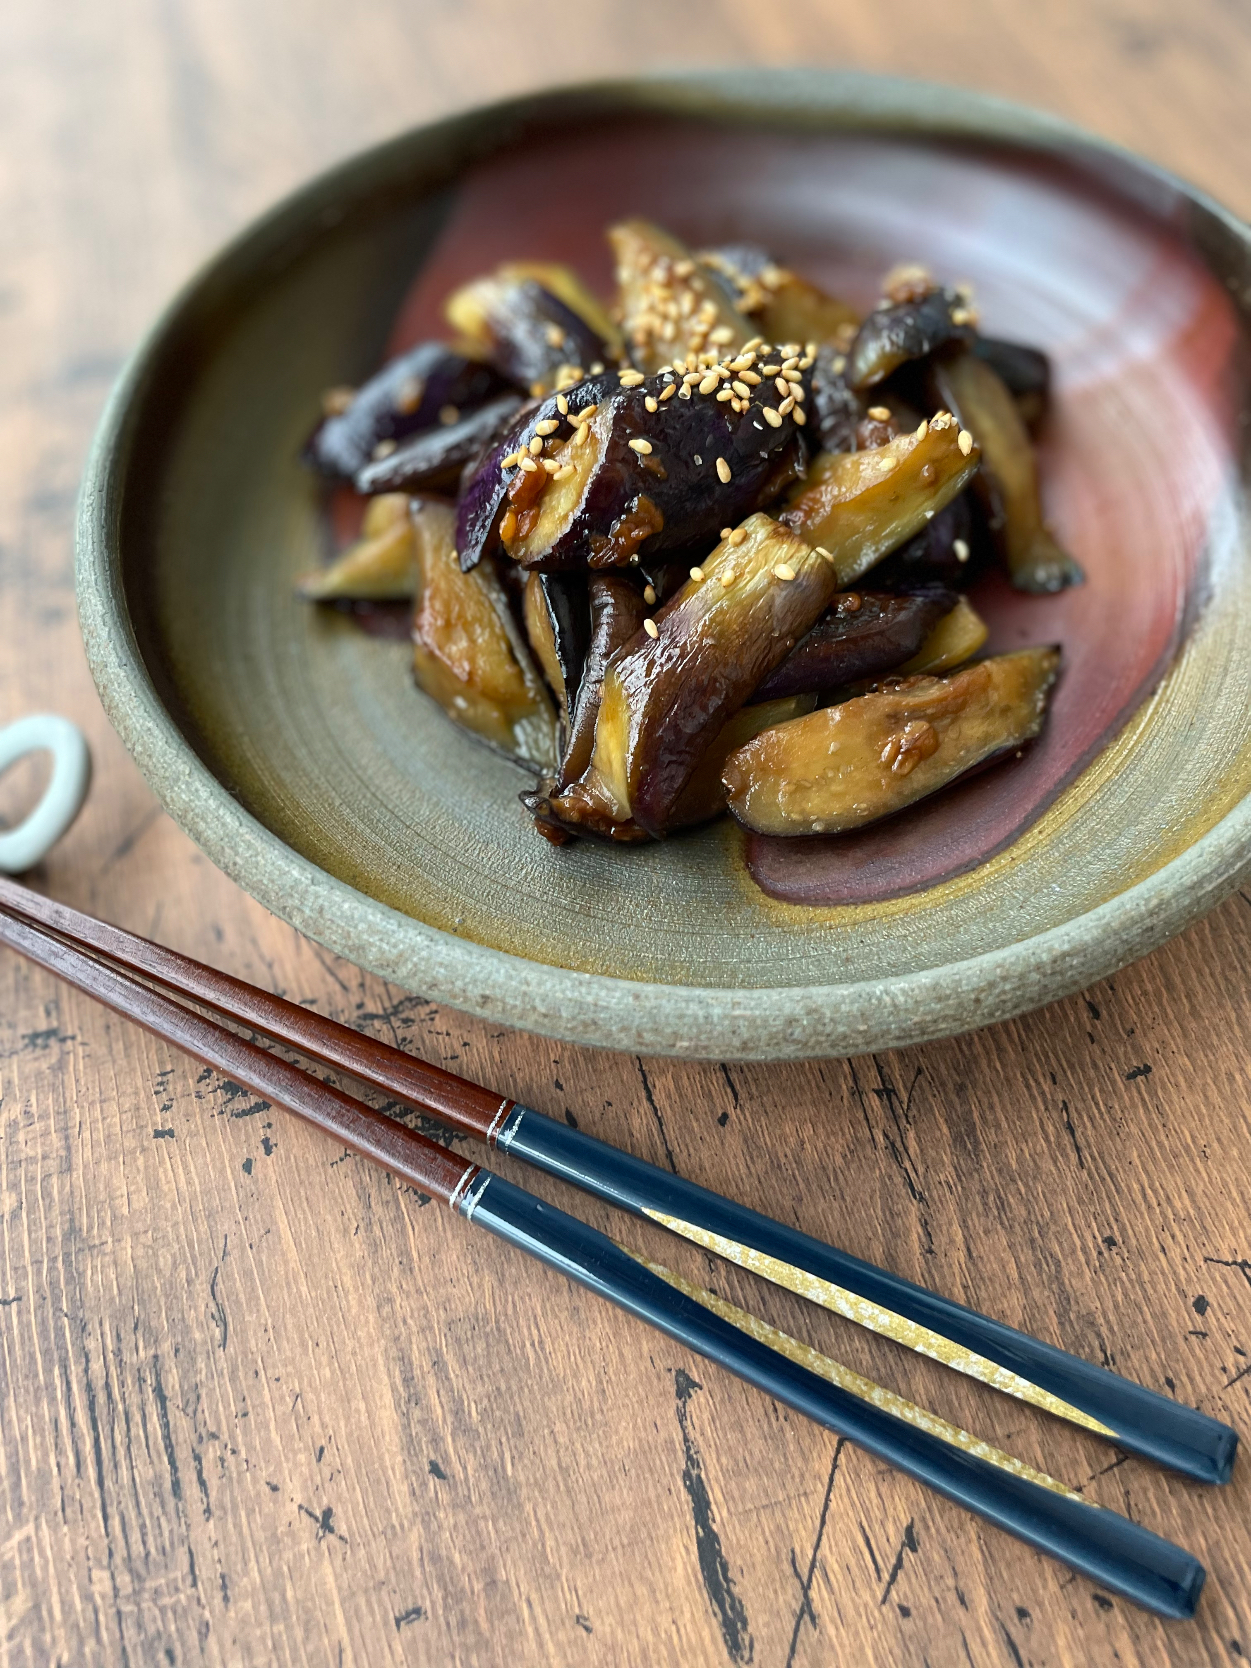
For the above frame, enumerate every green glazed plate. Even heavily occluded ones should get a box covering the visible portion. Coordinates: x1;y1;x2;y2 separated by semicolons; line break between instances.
77;71;1251;1058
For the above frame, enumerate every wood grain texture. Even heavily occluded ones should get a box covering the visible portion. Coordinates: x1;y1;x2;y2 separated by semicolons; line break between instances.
2;2;1251;1664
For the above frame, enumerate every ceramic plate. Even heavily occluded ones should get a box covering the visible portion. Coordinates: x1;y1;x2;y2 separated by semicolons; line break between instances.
77;71;1251;1059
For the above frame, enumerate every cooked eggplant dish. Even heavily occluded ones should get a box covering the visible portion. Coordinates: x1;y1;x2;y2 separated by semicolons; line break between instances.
299;223;1078;897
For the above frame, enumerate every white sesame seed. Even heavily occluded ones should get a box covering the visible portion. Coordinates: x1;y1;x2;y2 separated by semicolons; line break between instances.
689;566;705;582
793;406;807;426
519;457;539;474
729;528;748;546
645;396;658;413
775;377;789;398
779;395;795;416
573;423;592;446
958;429;974;455
731;380;751;399
761;363;780;376
716;387;734;402
708;325;735;344
773;562;796;582
716;458;731;483
781;356;799;372
814;546;834;562
659;383;677;402
915;419;929;439
878;456;897;472
588;361;604;375
954;538;970;562
542;458;560;473
555;394;569;415
761;407;781;428
500;451;520;470
619;369;645;387
698;373;720;395
534;418;560;436
719;571;735;587
529;436;544;455
678;385;692;399
553;465;575;481
628;438;653;455
643;617;659;639
643;584;657;604
867;405;891;421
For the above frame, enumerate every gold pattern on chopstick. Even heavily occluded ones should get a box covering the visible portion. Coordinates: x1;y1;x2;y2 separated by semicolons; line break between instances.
628;1249;1088;1504
642;1212;1115;1438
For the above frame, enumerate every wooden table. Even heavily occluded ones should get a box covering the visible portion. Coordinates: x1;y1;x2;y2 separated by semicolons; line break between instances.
3;3;1250;1663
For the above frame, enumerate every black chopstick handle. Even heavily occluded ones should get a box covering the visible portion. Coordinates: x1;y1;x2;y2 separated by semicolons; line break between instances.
496;1109;1236;1486
459;1174;1203;1620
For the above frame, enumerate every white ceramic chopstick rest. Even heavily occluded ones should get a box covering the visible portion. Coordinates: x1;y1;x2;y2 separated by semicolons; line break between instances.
0;714;91;873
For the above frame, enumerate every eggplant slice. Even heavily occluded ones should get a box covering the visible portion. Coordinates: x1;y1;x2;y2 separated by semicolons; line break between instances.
523;571;591;739
558;574;647;791
929;349;1082;593
410;501;557;768
723;646;1061;836
589;515;839;837
871;491;982;593
297;494;416;601
700;245;860;349
355;395;523;495
753;591;956;701
846;286;975;391
896;596;989;676
497;358;812;572
972;336;1051;430
306;342;510;480
455;373;615;572
781;414;981;587
609;221;755;374
445;262;621;395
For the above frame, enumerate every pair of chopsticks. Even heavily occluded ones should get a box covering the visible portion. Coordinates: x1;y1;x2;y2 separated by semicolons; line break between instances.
0;877;1229;1618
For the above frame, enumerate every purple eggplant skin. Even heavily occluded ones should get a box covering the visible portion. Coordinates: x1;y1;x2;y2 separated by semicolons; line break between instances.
354;395;522;495
810;346;862;453
753;590;956;700
700;247;861;348
846;288;974;391
558;573;647;790
305;343;510;481
591;515;838;837
610;221;754;374
451;277;612;393
501;362;812;572
871;491;985;593
455;373;616;572
972;336;1050;429
808;348;926;456
929;348;1082;594
523;570;591;732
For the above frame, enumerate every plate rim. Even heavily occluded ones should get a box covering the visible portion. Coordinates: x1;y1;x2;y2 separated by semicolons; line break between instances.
76;66;1251;1060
